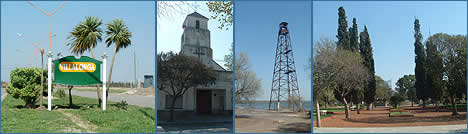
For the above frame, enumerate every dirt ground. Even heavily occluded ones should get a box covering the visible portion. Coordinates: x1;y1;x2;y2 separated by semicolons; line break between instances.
313;107;467;127
235;107;311;133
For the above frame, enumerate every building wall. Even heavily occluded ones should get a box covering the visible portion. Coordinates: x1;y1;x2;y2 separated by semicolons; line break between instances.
157;71;233;112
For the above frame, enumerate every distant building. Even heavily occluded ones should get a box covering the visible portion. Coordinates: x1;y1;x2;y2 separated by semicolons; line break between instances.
157;12;233;114
143;75;154;88
385;80;392;89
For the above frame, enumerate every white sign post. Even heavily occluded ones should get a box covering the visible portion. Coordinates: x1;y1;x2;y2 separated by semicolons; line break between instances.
102;53;107;110
47;51;52;111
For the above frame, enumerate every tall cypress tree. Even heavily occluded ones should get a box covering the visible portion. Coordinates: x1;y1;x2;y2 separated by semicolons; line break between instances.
337;6;350;49
424;38;444;111
359;26;376;110
413;18;427;109
349;18;359;52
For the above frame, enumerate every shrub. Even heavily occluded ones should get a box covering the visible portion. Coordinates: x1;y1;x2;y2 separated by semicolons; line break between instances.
115;100;128;110
54;88;66;98
6;68;47;108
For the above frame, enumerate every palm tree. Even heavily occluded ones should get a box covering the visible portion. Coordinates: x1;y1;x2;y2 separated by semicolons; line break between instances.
105;19;132;98
67;16;104;107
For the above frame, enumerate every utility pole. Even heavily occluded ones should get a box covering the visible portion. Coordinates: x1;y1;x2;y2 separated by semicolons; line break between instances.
134;51;137;89
28;1;67;52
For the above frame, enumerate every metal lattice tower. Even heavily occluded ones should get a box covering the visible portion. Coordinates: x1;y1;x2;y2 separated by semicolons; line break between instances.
268;22;303;112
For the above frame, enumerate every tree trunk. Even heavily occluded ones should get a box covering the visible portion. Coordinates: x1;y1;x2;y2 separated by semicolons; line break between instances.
451;96;458;116
357;103;361;114
169;96;178;121
90;48;102;108
411;100;413;107
315;100;321;127
436;101;440;112
343;98;350;119
366;103;371;110
68;86;73;107
39;55;44;109
106;46;119;100
422;99;426;110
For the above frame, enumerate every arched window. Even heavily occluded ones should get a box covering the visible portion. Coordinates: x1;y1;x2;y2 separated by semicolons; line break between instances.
196;20;200;29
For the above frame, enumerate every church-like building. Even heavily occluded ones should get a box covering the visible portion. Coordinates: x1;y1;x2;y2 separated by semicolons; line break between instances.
157;12;233;114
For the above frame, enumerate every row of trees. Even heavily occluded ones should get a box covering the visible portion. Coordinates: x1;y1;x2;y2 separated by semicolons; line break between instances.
412;19;467;115
67;16;132;107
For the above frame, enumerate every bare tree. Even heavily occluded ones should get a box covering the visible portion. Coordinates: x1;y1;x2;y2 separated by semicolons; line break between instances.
234;52;262;103
157;51;216;121
314;38;369;122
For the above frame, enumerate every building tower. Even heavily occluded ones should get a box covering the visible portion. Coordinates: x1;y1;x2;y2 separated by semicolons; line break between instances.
268;22;303;111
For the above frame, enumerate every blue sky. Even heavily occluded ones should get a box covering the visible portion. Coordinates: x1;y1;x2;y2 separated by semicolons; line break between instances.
157;1;233;67
236;1;312;101
313;1;467;90
1;1;155;82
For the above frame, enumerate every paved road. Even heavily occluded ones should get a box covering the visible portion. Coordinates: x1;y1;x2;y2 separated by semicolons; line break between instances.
158;122;233;133
67;90;155;108
314;124;467;133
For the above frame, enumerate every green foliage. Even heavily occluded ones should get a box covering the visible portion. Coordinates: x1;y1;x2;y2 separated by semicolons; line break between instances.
105;19;132;52
54;88;66;98
115;100;128;110
348;18;359;52
359;26;376;106
6;68;47;108
414;18;427;102
424;38;444;102
206;1;233;30
375;75;392;103
390;94;404;108
395;75;416;100
336;7;350;50
67;16;103;56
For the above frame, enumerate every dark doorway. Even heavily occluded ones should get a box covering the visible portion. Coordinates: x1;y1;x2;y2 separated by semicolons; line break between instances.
196;90;212;114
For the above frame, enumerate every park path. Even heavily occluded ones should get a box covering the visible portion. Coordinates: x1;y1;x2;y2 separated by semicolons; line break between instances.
314;124;467;133
66;90;155;108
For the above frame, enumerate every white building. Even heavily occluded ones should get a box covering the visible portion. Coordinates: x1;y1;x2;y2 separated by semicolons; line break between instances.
157;12;233;114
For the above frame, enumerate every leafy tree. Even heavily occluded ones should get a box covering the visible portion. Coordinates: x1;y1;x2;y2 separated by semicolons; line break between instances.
424;38;444;111
395;75;415;99
429;33;467;115
336;7;350;49
157;51;216;121
6;68;47;108
390;93;404;108
413;18;427;109
105;19;132;98
375;75;392;106
207;1;232;30
395;75;416;107
67;16;104;107
348;18;359;52
359;26;376;110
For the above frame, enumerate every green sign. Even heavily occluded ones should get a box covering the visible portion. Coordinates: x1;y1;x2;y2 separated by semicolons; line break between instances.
53;56;102;85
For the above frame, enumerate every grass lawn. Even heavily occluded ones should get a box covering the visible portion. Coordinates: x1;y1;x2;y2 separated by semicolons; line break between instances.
56;87;127;94
1;94;155;133
389;111;412;116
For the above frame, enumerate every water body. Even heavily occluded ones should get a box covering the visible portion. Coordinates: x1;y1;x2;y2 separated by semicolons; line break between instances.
236;101;312;111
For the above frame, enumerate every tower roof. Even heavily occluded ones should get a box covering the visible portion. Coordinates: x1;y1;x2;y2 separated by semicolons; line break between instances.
187;12;209;20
